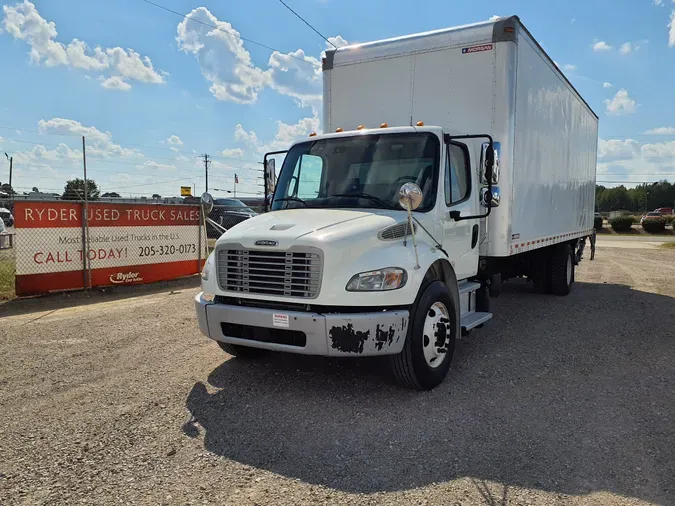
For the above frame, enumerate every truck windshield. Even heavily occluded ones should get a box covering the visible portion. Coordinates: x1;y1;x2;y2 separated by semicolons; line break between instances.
271;132;439;212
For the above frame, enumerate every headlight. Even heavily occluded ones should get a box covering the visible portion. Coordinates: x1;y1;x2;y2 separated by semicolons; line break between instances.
201;253;214;281
346;267;407;292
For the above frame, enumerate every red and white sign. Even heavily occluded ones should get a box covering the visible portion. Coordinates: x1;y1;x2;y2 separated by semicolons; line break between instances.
14;201;204;296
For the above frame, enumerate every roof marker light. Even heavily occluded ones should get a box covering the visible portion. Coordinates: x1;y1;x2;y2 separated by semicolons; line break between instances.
416;121;424;126
357;125;366;130
380;123;388;128
335;127;344;132
309;132;317;137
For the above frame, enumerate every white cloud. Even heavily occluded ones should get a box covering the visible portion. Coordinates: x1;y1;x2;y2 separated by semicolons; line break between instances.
221;148;244;158
641;141;675;159
598;139;640;160
37;117;141;158
644;126;675;135
2;1;165;88
235;116;320;154
604;89;637;115
593;41;612;52
619;42;633;54
267;49;321;107
488;15;502;21
326;35;349;48
166;135;183;152
669;10;675;47
603;82;613;88
596;138;675;184
98;75;131;91
174;6;338;112
176;7;270;104
654;0;663;5
136;160;176;172
563;64;577;72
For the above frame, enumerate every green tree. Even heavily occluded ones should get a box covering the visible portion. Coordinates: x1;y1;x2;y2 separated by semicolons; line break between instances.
1;183;15;195
62;178;100;201
152;193;162;199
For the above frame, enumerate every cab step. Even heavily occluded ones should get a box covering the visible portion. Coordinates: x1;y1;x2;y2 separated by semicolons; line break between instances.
461;311;493;331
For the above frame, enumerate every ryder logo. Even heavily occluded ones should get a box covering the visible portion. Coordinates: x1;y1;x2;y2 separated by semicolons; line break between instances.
462;44;493;54
109;272;143;284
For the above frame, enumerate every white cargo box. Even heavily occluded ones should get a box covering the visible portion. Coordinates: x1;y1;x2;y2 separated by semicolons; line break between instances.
323;16;598;257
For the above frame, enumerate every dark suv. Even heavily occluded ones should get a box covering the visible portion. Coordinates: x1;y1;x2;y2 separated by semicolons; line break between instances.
207;198;257;237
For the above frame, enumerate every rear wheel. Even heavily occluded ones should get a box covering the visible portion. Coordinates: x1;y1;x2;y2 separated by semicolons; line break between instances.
531;251;551;294
549;244;574;296
216;341;266;358
390;280;459;390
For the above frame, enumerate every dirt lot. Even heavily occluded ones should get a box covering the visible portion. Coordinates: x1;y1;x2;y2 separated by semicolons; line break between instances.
1;245;674;506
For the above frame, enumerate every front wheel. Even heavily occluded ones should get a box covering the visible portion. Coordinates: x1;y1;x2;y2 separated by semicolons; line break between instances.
216;341;266;358
390;280;459;390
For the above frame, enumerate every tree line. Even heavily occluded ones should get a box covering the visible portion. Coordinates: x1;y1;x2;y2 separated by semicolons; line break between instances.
596;181;675;213
1;179;162;200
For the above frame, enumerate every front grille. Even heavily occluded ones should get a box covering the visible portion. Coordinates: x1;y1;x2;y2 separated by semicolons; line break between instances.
217;247;322;298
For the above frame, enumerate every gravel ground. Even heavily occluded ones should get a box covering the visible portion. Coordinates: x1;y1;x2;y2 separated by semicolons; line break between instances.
1;246;674;505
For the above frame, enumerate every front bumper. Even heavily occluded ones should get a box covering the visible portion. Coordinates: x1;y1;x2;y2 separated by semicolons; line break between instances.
194;293;409;356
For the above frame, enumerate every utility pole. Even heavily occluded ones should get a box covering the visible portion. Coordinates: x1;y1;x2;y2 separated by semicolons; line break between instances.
201;154;210;192
3;153;11;195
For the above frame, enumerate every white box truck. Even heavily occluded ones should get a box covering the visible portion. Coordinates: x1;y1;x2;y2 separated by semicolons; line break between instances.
195;16;598;390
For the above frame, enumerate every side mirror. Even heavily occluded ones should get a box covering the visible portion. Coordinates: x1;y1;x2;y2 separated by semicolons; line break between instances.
398;182;423;211
481;142;500;184
481;186;501;208
200;192;214;215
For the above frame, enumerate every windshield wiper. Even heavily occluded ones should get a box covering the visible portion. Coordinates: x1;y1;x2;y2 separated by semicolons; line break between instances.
275;197;311;208
329;193;396;210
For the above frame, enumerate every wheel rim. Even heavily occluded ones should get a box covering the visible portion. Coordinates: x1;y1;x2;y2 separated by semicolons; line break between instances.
566;253;573;286
422;301;451;369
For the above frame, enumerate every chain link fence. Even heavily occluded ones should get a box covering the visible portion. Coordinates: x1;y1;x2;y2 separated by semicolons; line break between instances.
1;197;260;299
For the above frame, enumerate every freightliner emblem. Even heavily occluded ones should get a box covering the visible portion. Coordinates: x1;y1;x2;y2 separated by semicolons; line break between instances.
255;240;278;246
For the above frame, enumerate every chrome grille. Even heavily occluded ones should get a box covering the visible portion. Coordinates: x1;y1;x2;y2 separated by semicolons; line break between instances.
217;247;322;298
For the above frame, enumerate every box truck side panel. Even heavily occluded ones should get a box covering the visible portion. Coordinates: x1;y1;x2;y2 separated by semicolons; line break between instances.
509;31;598;255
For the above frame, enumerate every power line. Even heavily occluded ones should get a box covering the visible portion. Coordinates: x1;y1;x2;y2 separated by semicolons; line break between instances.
140;0;319;67
276;0;336;48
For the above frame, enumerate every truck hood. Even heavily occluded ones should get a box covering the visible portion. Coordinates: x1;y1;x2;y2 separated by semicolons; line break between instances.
216;209;405;247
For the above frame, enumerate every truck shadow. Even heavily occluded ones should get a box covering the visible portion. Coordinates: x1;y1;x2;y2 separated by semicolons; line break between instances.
183;280;675;502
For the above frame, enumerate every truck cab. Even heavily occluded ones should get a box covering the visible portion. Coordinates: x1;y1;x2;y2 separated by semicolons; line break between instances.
197;124;496;390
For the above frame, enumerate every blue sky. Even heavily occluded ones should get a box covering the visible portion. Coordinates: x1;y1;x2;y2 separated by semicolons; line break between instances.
1;0;675;198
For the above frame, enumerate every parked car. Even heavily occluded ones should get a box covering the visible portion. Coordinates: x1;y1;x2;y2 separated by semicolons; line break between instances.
654;207;673;215
0;207;14;227
207;198;258;238
641;212;663;225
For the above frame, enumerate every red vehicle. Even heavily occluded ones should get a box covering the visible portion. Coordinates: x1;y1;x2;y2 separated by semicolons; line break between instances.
641;212;663;225
654;207;673;215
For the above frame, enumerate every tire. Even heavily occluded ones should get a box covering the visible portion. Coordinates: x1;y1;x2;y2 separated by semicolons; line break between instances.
531;251;551;294
390;280;459;390
216;341;266;358
549;244;574;296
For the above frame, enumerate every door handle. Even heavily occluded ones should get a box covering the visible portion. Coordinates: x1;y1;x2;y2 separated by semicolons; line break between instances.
471;224;479;249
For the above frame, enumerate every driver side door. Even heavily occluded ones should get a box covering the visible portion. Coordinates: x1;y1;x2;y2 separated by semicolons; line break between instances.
441;142;479;281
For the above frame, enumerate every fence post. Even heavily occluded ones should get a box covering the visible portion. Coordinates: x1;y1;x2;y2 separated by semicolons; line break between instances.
82;135;91;290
